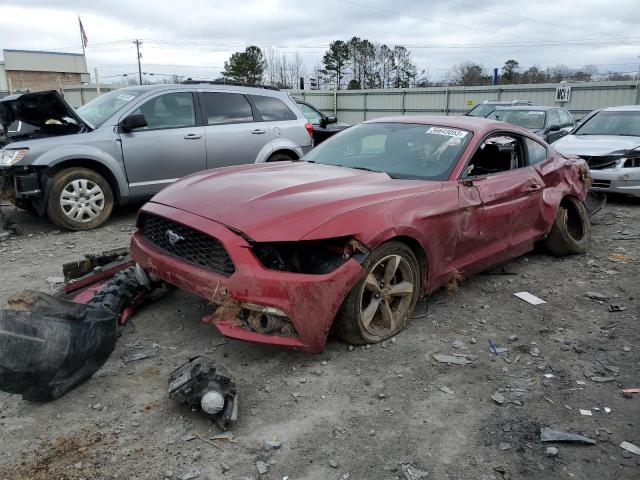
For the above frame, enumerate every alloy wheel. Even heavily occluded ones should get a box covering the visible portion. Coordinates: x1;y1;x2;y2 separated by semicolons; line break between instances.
359;254;415;336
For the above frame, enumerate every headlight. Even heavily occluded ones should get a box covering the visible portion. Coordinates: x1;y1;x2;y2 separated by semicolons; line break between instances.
252;237;369;274
0;149;29;166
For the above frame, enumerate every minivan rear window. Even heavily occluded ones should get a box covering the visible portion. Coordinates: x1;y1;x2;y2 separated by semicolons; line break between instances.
201;92;254;125
251;95;297;121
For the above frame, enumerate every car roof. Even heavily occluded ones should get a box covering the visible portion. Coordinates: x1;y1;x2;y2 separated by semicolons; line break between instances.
364;115;519;134
492;106;559;111
600;105;640;112
116;83;286;97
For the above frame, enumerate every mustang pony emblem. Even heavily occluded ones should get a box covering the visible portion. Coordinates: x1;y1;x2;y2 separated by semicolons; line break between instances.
166;230;185;246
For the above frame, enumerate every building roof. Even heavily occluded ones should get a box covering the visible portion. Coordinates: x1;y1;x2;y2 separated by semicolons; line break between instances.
2;49;87;74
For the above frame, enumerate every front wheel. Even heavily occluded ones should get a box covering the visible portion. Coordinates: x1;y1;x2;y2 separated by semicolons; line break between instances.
334;241;421;345
46;168;114;231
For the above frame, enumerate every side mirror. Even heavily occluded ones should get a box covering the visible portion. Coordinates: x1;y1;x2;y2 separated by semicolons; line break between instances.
326;116;337;124
119;113;147;132
548;124;561;132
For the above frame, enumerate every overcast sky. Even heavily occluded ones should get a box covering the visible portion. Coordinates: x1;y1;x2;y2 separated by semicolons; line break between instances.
1;0;639;83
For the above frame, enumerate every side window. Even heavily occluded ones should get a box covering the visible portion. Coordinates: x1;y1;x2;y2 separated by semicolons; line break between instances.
467;134;524;176
131;92;196;130
524;138;549;165
548;109;561;128
251;95;297;121
298;103;323;125
558;109;574;128
201;92;254;125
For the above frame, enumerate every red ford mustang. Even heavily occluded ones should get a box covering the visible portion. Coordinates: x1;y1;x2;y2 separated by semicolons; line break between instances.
131;116;591;353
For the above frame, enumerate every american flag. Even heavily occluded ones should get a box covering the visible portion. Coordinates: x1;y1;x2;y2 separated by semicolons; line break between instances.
78;16;88;49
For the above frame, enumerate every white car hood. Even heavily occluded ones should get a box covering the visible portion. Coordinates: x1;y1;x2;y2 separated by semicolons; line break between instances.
553;134;640;156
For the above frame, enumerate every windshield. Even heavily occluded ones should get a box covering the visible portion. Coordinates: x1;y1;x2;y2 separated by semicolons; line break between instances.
302;122;472;181
488;109;546;129
575;110;640;137
466;103;504;117
77;88;147;127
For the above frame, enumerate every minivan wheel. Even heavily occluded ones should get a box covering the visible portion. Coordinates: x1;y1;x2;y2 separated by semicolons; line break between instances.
47;168;114;231
266;152;296;162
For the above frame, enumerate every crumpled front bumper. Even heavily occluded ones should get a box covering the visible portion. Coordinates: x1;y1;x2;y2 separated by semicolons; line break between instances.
130;202;365;353
590;166;640;196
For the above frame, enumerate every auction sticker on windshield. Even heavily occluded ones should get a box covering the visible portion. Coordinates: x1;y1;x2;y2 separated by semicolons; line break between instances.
426;126;468;138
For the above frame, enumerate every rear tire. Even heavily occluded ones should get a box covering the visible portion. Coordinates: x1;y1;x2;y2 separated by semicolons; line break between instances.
544;196;591;256
334;241;421;345
266;152;296;162
46;168;114;231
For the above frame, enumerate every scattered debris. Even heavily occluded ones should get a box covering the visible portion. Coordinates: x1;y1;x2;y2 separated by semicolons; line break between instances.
604;407;612;414
168;356;238;430
402;463;431;480
437;386;455;396
488;338;508;355
608;303;627;312
619;441;640;456
264;440;282;451
179;467;201;480
491;393;506;405
514;291;546;305
452;339;466;349
46;276;65;285
579;409;593;416
545;447;558;457
180;434;196;442
122;350;158;364
530;347;541;357
622;388;640;394
431;353;474;365
584;291;609;301
499;442;512;451
256;461;269;475
329;459;338;468
590;376;616;383
540;427;596;445
211;431;235;442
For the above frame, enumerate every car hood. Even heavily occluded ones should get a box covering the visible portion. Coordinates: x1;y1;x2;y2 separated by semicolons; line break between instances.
149;162;440;242
0;90;90;132
553;134;640;156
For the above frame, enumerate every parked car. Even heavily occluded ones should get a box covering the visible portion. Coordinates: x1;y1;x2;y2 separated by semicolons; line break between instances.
130;116;591;353
464;99;534;117
487;106;575;143
294;99;351;144
0;84;313;230
552;105;640;197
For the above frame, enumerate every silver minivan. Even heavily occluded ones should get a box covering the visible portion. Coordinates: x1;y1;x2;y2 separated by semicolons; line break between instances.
0;82;313;230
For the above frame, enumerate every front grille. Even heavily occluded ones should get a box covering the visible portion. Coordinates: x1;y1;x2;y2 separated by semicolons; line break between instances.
592;179;611;189
138;213;235;276
579;155;618;170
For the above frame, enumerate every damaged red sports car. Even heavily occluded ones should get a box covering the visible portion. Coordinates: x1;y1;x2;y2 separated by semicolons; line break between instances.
130;116;592;353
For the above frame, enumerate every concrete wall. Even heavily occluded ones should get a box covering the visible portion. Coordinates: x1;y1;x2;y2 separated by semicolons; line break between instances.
3;49;87;74
288;80;640;123
0;62;7;92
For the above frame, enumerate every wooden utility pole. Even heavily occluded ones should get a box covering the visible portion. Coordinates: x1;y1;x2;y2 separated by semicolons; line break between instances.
133;39;143;85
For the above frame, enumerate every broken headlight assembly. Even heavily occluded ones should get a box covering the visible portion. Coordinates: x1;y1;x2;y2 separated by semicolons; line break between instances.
252;237;369;274
0;148;28;166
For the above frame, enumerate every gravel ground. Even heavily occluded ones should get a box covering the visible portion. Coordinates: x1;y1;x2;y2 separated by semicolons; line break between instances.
0;198;639;480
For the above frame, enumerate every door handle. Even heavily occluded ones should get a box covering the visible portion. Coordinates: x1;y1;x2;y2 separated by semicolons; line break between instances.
251;129;267;135
528;183;542;190
184;133;202;140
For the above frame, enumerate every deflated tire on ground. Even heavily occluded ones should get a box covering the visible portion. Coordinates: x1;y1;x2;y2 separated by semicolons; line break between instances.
0;291;117;401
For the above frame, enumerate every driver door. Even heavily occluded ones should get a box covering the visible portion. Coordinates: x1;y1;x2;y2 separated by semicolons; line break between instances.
119;91;206;196
458;133;547;275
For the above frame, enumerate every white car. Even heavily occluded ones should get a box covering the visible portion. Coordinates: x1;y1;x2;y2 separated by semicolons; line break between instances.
553;105;640;197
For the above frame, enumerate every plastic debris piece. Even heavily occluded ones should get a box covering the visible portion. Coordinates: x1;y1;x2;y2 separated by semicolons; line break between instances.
609;303;627;312
436;386;454;396
514;291;546;305
622;388;640;394
604;407;611;414
491;392;506;405
540;427;596;445
122;350;158;364
579;409;592;416
584;291;609;301
432;353;473;365
619;441;640;456
402;464;431;480
590;376;616;382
